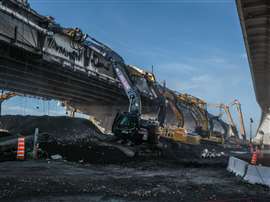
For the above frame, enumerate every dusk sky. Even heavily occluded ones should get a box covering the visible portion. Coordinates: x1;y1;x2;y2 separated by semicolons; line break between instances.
3;0;260;137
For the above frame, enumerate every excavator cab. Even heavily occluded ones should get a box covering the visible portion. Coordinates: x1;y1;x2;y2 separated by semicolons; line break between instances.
112;112;141;144
112;112;159;145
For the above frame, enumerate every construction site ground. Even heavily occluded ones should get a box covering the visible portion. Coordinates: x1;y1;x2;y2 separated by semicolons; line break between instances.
0;116;269;201
0;160;269;202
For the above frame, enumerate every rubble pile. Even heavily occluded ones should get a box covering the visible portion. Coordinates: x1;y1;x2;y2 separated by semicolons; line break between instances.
0;115;106;143
0;115;135;163
0;115;231;164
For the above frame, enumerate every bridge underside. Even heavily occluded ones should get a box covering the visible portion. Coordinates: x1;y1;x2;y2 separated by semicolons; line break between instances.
0;40;162;130
237;0;270;145
0;42;126;105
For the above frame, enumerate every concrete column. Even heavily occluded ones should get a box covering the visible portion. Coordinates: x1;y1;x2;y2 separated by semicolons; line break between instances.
253;110;270;146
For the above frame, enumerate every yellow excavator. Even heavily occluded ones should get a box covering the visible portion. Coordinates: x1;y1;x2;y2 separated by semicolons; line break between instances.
158;90;189;143
177;93;208;131
161;93;210;145
0;91;17;116
122;65;192;145
126;66;187;144
175;95;225;144
161;93;226;145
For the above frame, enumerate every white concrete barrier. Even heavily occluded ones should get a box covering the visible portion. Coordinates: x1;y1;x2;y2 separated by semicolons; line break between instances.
227;156;270;187
244;165;270;187
227;156;248;177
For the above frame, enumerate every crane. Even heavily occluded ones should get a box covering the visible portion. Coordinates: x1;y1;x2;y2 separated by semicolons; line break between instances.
0;91;17;116
231;99;246;140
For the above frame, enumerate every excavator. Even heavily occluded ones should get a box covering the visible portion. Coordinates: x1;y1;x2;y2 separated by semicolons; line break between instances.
110;61;160;145
0;91;17;116
156;92;224;145
232;99;246;141
126;67;188;144
85;36;194;146
177;93;208;132
83;36;232;147
178;94;226;144
157;89;189;143
176;94;224;144
85;37;160;145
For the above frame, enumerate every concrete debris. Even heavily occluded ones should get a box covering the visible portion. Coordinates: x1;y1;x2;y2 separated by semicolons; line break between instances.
51;154;63;160
201;148;225;159
0;115;139;163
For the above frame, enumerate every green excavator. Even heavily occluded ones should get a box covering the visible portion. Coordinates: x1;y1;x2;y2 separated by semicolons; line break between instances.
85;37;160;145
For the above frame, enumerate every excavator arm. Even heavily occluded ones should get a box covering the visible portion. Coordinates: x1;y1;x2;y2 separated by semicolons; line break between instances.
232;99;246;140
222;104;238;138
162;90;184;128
177;94;208;131
85;36;141;115
112;62;141;114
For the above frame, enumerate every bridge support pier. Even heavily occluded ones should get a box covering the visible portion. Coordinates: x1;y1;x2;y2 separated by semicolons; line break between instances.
253;110;270;146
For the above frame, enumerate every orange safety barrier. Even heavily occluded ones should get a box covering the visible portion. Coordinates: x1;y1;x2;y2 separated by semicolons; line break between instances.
17;136;25;160
250;151;257;165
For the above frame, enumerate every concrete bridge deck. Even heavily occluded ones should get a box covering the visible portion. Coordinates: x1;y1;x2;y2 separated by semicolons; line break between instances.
237;0;270;145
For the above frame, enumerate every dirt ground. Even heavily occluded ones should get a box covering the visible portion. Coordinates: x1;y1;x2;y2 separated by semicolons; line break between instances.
0;160;269;202
0;115;269;201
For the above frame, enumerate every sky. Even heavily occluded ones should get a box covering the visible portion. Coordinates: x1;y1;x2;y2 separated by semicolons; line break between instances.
3;0;260;137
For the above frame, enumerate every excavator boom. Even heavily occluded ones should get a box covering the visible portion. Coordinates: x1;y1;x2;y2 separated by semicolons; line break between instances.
85;36;141;115
232;100;246;140
113;63;141;114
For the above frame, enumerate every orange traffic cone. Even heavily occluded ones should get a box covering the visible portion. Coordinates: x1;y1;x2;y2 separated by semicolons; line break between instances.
17;136;25;160
250;151;257;165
